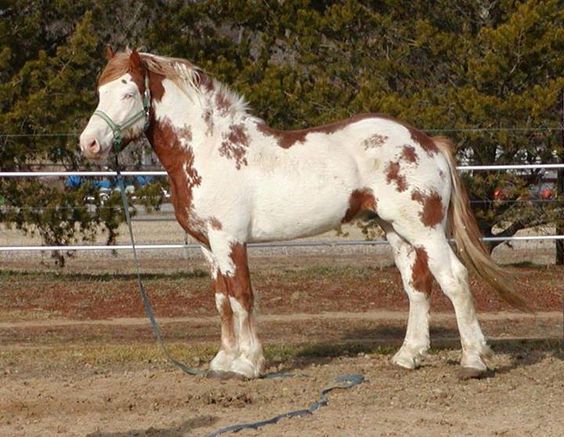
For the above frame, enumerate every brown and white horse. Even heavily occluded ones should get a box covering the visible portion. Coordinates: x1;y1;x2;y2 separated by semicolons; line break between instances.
80;49;527;379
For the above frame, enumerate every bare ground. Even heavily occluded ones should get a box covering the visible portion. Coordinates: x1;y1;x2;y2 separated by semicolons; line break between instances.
0;255;562;436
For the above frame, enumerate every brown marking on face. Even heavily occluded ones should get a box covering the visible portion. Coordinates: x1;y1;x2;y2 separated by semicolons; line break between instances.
385;161;408;192
147;118;207;245
401;145;418;163
215;92;231;115
257;113;381;149
219;123;249;169
342;188;376;223
209;217;223;230
411;247;433;294
99;52;145;94
410;128;438;156
411;189;445;228
363;134;388;150
98;52;168;105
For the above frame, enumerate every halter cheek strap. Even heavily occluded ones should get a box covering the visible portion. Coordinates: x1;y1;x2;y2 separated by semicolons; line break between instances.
93;74;152;152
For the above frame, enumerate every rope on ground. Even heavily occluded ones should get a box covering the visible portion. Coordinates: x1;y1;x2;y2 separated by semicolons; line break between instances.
207;374;365;436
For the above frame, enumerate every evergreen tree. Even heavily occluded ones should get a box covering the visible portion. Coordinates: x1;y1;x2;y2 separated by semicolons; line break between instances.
1;0;561;263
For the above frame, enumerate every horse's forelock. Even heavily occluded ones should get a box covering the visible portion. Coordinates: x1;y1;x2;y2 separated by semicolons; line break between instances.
97;53;132;87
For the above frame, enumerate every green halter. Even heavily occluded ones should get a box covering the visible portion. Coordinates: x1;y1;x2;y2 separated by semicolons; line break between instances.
93;74;151;152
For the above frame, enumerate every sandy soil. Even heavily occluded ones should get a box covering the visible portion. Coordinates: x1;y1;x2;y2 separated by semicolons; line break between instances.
0;255;562;436
1;345;562;437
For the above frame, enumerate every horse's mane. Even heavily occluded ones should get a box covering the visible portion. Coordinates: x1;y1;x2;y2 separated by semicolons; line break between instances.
98;50;249;115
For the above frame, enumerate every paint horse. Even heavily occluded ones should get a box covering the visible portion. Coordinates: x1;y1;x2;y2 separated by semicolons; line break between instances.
80;49;527;380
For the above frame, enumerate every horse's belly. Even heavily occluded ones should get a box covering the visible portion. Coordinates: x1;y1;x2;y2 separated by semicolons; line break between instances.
249;184;352;242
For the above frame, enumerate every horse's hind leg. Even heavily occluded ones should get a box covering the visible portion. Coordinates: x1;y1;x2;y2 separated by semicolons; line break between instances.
394;227;491;375
380;221;432;369
208;237;265;378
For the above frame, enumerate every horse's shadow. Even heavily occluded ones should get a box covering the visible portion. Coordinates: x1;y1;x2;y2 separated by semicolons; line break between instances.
486;337;562;375
269;325;562;376
86;415;217;437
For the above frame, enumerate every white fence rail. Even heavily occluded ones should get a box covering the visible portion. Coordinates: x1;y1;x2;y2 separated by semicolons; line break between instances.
1;163;563;178
1;163;562;252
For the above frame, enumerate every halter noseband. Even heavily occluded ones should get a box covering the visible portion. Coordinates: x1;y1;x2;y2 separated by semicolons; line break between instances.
93;74;152;153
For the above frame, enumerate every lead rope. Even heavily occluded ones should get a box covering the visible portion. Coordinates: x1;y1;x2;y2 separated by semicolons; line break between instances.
113;154;365;434
207;374;365;436
105;72;363;435
113;153;205;377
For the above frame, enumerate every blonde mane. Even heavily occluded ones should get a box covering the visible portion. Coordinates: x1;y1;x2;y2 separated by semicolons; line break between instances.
98;50;250;115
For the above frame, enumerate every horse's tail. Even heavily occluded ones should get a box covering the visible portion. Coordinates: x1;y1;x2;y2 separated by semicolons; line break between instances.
433;136;531;312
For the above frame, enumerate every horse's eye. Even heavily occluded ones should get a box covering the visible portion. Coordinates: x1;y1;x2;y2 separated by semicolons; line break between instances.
123;93;134;100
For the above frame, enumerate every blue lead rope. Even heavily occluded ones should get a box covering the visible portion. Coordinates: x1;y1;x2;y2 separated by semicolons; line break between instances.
102;72;364;436
114;161;205;377
207;374;365;436
115;163;365;435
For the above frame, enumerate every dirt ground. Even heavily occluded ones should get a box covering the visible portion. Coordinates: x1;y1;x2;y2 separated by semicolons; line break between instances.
0;255;562;436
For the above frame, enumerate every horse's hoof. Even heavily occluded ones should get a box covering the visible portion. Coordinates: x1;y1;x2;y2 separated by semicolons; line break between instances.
206;370;247;380
391;349;421;370
458;367;488;380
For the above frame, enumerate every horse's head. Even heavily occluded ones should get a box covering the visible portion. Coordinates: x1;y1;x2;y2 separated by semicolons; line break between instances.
80;47;150;160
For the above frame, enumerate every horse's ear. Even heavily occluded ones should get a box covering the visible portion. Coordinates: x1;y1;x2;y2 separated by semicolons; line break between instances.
104;44;115;60
129;49;143;71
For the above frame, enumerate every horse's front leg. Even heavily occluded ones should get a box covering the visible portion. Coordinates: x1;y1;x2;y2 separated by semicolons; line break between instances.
208;239;265;378
201;248;238;374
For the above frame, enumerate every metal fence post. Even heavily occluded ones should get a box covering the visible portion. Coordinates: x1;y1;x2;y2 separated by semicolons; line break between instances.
557;91;564;265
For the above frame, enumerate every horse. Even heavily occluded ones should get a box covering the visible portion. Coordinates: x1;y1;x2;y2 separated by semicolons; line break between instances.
79;48;528;380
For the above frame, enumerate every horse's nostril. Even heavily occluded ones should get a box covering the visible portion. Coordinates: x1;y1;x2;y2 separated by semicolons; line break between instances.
87;140;100;154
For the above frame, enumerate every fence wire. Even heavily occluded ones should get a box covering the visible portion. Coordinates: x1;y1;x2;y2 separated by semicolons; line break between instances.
0;163;562;253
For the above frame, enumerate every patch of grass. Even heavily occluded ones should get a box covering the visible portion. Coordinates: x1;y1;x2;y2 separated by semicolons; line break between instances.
0;309;63;322
0;340;402;376
0;342;217;374
0;269;209;282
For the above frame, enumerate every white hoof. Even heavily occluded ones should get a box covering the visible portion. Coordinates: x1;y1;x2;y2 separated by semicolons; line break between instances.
210;350;236;373
230;356;262;379
391;346;426;370
460;353;488;372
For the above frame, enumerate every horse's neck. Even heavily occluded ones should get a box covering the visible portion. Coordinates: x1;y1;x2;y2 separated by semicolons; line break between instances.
147;81;254;177
148;82;251;166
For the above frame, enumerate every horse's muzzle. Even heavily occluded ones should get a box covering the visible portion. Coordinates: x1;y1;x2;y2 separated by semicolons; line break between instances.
80;135;102;160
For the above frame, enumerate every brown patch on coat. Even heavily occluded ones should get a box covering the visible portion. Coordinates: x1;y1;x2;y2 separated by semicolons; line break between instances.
148;69;165;102
147;118;207;245
177;126;192;143
410;128;438;156
203;108;214;135
209;217;223;230
411;189;445;228
215;92;231;115
219;124;249;169
411;247;433;294
401;145;418;163
342;188;377;223
385;161;408;192
211;277;236;351
362;134;388;150
224;243;253;311
256;113;380;149
199;72;215;93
